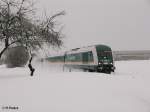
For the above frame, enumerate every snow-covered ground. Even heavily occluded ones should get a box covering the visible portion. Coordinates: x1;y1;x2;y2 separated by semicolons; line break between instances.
0;60;150;112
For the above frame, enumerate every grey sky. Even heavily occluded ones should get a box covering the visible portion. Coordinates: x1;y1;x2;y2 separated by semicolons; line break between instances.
37;0;150;51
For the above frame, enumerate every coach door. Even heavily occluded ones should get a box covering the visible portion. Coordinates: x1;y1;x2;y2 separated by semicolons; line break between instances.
82;52;88;64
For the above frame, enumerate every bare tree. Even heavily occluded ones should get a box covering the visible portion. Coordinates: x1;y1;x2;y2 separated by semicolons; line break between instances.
0;0;65;76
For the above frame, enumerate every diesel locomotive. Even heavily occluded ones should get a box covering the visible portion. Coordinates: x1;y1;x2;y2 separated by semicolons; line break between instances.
46;44;115;74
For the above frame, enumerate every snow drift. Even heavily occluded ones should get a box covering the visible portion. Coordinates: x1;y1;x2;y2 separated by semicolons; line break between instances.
0;60;150;112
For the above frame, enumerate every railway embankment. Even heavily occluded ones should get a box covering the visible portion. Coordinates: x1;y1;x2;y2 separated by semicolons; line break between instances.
113;50;150;61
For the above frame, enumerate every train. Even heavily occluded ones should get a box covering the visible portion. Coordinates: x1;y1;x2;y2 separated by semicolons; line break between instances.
46;44;115;74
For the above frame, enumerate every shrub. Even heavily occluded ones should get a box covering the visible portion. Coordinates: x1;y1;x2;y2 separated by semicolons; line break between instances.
4;46;29;68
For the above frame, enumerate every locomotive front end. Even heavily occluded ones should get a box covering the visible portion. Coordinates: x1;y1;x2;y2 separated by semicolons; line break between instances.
96;45;115;73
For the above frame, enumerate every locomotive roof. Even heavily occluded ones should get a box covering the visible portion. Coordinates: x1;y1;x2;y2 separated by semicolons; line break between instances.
46;44;112;58
71;44;110;50
95;44;111;50
66;44;111;54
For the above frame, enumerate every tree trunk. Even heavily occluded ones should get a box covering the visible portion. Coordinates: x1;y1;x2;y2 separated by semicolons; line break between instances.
28;56;35;76
0;47;8;59
0;38;9;59
5;38;9;48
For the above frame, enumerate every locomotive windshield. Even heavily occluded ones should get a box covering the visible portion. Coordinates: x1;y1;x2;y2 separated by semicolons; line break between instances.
97;51;112;57
96;45;113;63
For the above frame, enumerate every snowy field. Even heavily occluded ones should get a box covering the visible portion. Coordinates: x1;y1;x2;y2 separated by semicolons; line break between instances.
0;60;150;112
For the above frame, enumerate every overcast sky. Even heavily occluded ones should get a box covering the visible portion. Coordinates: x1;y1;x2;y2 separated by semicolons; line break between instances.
37;0;150;51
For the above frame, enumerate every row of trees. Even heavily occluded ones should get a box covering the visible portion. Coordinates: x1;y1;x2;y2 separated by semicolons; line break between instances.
0;0;65;76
